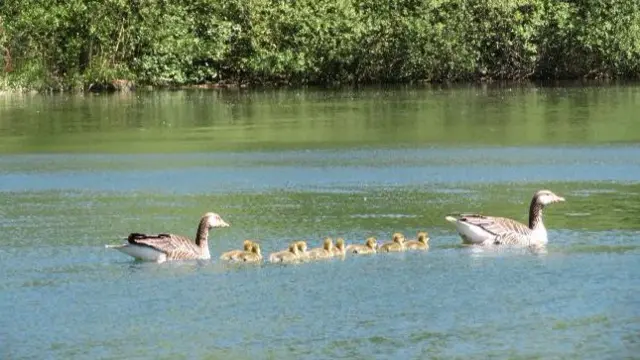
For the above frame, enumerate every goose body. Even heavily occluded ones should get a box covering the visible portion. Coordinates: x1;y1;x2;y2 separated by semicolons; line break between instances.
220;240;254;261
346;237;378;255
378;233;406;253
308;238;334;260
445;190;565;247
105;212;229;263
405;231;430;250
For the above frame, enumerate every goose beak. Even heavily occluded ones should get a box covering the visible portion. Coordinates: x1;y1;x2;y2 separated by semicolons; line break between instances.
220;220;230;227
556;196;565;202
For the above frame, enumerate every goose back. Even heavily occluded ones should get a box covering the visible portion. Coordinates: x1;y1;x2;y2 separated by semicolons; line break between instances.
127;233;205;260
449;214;537;246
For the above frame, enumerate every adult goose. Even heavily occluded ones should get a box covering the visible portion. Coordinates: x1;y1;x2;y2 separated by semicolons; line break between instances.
445;189;565;247
106;212;230;263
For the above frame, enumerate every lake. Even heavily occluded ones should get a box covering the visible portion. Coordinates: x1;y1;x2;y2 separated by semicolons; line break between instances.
0;84;638;359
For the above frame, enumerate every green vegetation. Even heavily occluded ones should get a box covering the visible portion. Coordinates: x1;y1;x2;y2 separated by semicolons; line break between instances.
1;0;640;91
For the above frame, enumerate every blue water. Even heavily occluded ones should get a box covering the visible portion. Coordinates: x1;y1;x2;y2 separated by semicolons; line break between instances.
0;146;638;359
1;147;639;193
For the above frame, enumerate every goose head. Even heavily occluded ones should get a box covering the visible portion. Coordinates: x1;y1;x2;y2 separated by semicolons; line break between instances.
203;212;230;228
417;231;429;244
534;190;565;206
366;237;378;249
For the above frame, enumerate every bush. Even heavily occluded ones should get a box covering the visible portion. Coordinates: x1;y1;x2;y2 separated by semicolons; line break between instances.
1;0;639;91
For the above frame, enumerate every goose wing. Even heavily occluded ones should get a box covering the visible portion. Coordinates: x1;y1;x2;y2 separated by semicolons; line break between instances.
454;214;532;245
127;233;199;256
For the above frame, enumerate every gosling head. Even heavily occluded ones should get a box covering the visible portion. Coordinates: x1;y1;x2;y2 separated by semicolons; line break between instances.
251;243;261;256
288;243;300;255
392;232;405;244
417;231;429;244
323;237;334;251
242;239;254;250
203;212;230;228
335;238;345;250
366;237;377;249
295;240;308;253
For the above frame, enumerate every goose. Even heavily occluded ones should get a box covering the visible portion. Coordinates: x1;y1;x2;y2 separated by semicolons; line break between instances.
269;242;302;263
237;243;262;263
105;212;230;263
346;237;378;255
308;237;334;260
378;232;406;253
220;240;254;261
445;189;565;247
331;237;346;257
405;231;430;250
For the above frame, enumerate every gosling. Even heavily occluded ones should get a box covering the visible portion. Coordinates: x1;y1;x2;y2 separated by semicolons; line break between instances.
294;240;310;261
378;232;406;252
405;231;429;250
308;237;334;260
237;243;263;263
220;240;254;261
332;237;346;257
346;237;378;255
269;242;301;263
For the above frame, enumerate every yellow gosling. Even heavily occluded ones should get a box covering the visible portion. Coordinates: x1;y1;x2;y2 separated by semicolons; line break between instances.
308;237;334;260
346;237;378;255
295;240;310;261
378;232;406;252
269;242;301;263
405;231;430;250
331;237;346;257
238;243;263;263
220;240;254;261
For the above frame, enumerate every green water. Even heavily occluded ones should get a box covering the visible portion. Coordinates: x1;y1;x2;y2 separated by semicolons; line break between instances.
1;84;639;154
0;85;638;359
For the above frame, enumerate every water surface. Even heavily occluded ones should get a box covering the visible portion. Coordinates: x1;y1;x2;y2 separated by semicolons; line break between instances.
0;85;639;359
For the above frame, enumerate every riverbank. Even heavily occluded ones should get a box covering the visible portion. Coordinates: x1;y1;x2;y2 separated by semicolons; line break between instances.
2;0;639;93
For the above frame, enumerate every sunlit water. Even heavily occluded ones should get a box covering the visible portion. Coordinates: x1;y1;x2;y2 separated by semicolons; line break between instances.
0;85;639;359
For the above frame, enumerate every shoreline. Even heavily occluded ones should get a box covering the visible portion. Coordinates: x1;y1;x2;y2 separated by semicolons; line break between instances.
1;78;637;96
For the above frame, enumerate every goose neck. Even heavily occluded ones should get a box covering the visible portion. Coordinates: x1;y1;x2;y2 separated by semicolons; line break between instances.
528;199;544;230
195;218;210;248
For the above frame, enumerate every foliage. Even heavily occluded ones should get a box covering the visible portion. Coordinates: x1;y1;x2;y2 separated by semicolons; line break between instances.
1;0;639;91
